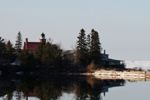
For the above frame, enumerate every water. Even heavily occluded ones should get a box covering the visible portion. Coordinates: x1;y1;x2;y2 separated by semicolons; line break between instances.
0;75;150;100
103;81;150;100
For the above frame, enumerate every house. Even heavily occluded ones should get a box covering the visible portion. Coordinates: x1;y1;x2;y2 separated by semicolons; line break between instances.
63;50;75;63
100;50;125;68
11;34;46;65
63;49;124;68
23;33;46;53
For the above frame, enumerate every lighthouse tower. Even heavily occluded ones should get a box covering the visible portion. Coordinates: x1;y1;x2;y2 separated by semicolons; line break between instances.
40;33;46;44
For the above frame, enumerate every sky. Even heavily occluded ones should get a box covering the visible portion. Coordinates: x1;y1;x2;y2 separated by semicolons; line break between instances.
0;0;150;60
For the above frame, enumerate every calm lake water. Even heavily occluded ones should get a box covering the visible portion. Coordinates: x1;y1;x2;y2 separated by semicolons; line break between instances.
0;75;150;100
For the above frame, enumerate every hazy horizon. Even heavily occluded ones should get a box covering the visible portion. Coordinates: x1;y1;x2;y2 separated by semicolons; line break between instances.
0;0;150;60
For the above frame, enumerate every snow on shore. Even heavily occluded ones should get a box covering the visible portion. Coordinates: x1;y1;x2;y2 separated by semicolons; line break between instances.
125;60;150;70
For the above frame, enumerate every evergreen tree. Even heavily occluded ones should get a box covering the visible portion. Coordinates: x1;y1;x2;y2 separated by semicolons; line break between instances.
41;43;62;66
86;34;91;63
35;37;62;67
5;41;15;61
87;34;91;52
0;36;6;58
6;41;14;53
0;37;4;42
15;32;22;52
75;29;88;65
90;29;101;64
20;50;36;67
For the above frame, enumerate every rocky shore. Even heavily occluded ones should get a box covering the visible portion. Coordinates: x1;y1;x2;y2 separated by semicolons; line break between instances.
92;69;150;81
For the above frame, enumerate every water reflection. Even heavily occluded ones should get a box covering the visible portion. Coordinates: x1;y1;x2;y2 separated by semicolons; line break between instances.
0;75;125;100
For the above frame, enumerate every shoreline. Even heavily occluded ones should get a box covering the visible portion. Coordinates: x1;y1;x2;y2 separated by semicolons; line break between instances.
92;69;150;81
1;64;150;81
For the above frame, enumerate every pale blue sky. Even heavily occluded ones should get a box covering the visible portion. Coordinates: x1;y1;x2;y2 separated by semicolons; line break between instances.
0;0;150;60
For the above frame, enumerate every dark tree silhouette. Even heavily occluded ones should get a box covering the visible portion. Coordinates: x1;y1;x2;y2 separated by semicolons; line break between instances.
90;29;101;64
15;32;22;52
35;40;62;67
5;41;15;62
75;29;88;65
86;34;91;63
0;36;5;58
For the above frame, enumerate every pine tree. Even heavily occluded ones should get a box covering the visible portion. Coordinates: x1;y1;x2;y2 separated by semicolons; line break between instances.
5;40;14;60
90;29;101;64
15;32;22;52
0;37;6;58
75;29;88;65
20;50;36;67
6;41;14;52
86;34;91;63
35;36;62;66
0;37;4;42
41;43;62;66
87;34;91;52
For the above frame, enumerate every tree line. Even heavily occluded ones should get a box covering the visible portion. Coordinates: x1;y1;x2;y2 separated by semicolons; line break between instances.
0;29;102;72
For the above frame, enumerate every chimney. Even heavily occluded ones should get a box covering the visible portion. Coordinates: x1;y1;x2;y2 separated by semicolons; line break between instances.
26;38;28;43
104;50;106;54
24;38;28;50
